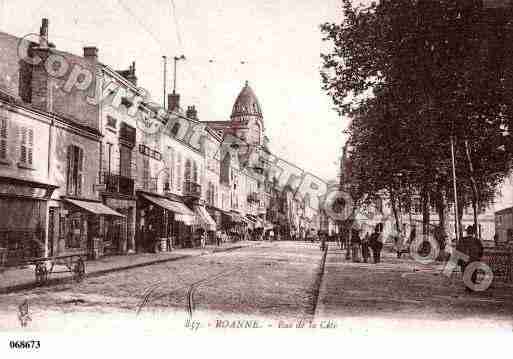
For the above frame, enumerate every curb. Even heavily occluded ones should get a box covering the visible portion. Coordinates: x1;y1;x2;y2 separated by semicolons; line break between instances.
0;243;253;295
309;244;329;318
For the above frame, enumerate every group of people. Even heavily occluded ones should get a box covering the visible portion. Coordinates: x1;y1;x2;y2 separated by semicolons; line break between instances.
348;223;384;264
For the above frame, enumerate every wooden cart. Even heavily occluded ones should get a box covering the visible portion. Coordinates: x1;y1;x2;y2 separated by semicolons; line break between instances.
26;253;87;286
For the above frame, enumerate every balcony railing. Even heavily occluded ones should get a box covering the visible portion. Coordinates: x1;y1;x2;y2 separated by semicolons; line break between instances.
100;172;135;196
183;180;202;198
248;192;260;204
141;178;158;193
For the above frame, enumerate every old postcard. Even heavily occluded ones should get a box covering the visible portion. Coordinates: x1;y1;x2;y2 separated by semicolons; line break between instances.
0;0;512;357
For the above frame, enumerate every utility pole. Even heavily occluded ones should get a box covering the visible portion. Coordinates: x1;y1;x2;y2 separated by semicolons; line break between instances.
173;55;186;94
162;56;167;109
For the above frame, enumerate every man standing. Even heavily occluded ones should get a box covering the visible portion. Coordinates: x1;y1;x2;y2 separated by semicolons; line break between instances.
369;223;384;264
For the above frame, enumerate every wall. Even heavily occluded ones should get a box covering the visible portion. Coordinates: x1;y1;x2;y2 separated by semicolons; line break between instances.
0;103;50;185
0;32;32;101
49;123;101;201
30;47;99;131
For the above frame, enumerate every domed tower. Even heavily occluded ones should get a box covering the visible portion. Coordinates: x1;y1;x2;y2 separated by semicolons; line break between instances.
230;81;264;146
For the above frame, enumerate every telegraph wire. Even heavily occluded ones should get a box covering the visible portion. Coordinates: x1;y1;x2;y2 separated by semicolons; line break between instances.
116;0;164;52
169;0;184;51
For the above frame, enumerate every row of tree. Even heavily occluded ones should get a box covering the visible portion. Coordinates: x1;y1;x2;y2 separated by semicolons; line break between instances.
321;0;513;239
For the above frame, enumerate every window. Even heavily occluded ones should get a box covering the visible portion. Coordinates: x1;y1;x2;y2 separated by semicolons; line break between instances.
193;161;198;183
142;156;150;188
176;153;182;191
19;126;34;166
171;123;180;137
184;159;192;182
119;145;132;178
0;116;7;160
67;145;84;196
106;115;117;129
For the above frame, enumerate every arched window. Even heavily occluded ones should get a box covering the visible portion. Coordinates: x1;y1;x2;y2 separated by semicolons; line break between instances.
184;159;192;182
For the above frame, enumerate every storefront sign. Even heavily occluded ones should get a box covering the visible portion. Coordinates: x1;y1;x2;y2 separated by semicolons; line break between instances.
0;183;47;198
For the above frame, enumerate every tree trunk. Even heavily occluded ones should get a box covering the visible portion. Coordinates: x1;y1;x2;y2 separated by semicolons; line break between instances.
436;190;447;239
464;140;479;238
421;186;430;236
389;188;401;237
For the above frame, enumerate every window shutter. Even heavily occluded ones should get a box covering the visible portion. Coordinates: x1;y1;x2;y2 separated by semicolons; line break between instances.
77;147;84;196
20;127;27;163
0;118;7;159
27;128;33;165
67;146;75;195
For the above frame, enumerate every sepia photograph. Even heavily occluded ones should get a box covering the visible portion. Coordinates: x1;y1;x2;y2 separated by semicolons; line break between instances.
0;0;513;356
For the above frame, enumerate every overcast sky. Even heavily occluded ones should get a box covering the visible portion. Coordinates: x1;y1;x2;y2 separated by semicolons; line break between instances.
0;0;346;181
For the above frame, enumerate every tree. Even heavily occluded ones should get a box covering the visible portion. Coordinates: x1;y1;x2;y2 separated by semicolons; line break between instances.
322;0;513;240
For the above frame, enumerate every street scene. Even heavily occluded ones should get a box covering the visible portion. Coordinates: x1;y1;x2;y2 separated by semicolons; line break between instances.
1;0;513;343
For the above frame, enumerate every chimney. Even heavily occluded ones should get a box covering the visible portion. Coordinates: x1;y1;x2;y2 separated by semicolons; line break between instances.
83;46;98;61
126;61;137;85
39;18;49;48
168;92;180;112
186;105;198;119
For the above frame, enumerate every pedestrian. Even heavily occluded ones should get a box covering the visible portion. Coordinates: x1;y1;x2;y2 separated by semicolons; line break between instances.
200;229;207;249
493;233;499;248
456;225;484;293
350;226;361;262
369;223;384;264
216;229;222;246
320;231;327;251
269;229;274;242
361;232;370;263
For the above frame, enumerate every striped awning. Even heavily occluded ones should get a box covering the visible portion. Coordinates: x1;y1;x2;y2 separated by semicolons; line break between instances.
140;193;195;224
194;205;217;231
64;198;125;218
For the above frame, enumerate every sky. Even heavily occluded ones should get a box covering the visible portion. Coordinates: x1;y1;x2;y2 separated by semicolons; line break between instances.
0;0;347;182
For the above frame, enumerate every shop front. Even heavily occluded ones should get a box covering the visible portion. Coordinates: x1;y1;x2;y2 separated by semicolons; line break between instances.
102;196;136;255
0;176;57;266
206;205;223;244
57;198;126;260
136;192;195;252
220;210;246;241
192;204;217;246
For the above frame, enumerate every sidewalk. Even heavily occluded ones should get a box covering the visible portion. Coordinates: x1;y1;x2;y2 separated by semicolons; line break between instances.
314;245;513;323
0;241;257;294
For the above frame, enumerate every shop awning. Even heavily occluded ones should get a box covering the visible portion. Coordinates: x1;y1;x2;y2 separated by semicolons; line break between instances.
194;206;217;231
64;198;125;218
140;193;195;224
221;210;244;224
245;215;256;223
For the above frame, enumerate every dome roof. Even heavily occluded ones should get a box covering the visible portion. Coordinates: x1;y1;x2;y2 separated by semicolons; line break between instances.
231;81;263;120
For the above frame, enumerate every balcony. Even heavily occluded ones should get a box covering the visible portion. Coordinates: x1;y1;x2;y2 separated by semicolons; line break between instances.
120;122;136;146
183;180;202;198
141;178;158;193
247;192;260;204
100;172;135;196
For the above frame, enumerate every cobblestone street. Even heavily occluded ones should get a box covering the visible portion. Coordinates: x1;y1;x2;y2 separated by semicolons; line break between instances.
0;242;325;330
